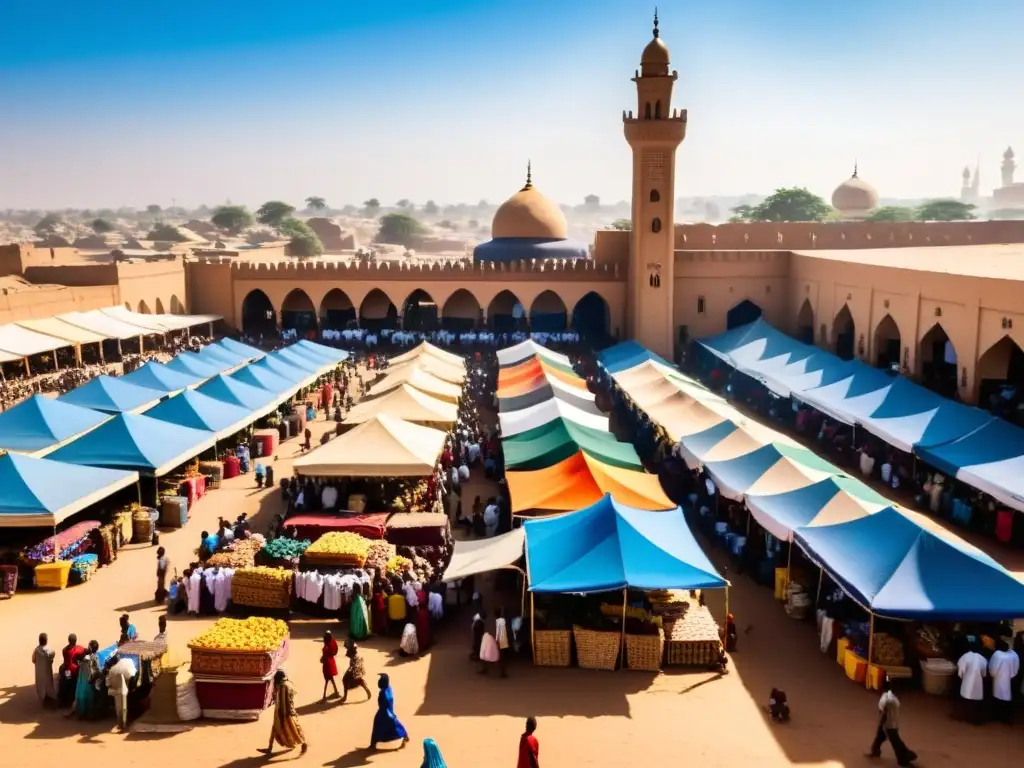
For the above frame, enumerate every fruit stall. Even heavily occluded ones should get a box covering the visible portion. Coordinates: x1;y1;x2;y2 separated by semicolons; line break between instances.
230;566;294;612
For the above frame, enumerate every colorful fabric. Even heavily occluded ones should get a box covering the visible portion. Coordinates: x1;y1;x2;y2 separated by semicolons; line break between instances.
371;676;408;745
271;680;306;748
349;595;370;640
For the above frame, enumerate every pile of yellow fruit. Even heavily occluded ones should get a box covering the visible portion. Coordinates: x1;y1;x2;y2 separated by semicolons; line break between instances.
304;531;370;566
233;566;293;592
188;617;289;652
386;555;413;575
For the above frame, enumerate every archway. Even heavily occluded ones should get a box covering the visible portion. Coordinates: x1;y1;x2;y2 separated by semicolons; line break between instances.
530;290;568;333
440;289;481;332
726;299;762;331
572;292;611;341
919;323;957;397
169;295;184;314
487;290;524;333
319;288;356;330
872;314;901;371
241;289;276;336
138;300;151;314
402;289;438;331
155;297;166;314
977;336;1024;425
796;299;814;344
359;289;398;332
832;305;855;361
280;288;318;336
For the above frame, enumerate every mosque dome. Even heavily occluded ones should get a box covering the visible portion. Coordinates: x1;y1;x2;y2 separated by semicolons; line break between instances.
831;165;879;219
639;10;670;76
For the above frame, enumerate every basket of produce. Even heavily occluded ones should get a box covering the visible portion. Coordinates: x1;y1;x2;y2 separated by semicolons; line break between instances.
664;605;722;666
231;567;293;609
206;538;264;569
573;626;621;671
188;617;290;653
870;633;905;666
132;507;154;544
364;540;397;575
920;658;956;697
69;554;99;584
533;630;572;667
385;512;453;549
386;555;413;577
199;460;223;489
257;538;311;567
160;496;188;528
626;628;665;672
34;560;72;590
191;637;289;678
303;531;370;567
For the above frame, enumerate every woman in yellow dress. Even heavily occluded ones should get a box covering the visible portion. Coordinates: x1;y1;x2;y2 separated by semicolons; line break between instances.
260;669;308;756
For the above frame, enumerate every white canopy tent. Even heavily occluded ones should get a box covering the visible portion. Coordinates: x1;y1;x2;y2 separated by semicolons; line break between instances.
0;324;71;357
15;317;106;345
496;339;572;368
498;397;609;437
57;310;155;340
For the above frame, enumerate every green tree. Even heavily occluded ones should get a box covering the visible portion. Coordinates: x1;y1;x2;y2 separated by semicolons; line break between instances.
423;200;439;215
610;218;632;231
33;213;63;235
915;198;976;221
147;223;188;242
866;205;916;222
211;205;254;234
145;204;162;216
362;198;381;217
731;188;831;222
988;208;1024;220
90;218;114;234
395;198;412;210
256;200;296;227
305;196;327;211
375;212;427;247
279;217;324;258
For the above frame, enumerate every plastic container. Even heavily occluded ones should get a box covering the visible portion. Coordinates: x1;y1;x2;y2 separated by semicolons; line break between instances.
920;658;956;696
774;567;789;600
836;637;850;666
35;561;72;589
161;496;189;528
844;651;867;683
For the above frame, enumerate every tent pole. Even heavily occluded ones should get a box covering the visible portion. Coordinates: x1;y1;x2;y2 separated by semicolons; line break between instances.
724;585;730;627
24;357;30;378
746;508;751;537
866;612;876;689
136;480;142;505
530;592;536;664
786;540;793;587
815;565;824;606
619;587;628;670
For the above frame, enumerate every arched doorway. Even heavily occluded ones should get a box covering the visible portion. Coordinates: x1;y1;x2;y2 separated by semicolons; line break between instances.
359;289;398;332
241;289;276;336
138;300;151;314
726;299;762;330
402;289;438;331
319;288;356;330
977;336;1024;425
832;305;855;361
487;290;524;333
155;297;166;314
440;289;481;332
572;292;611;341
873;314;901;371
530;290;568;333
281;288;318;336
919;323;958;397
170;295;184;314
796;299;814;344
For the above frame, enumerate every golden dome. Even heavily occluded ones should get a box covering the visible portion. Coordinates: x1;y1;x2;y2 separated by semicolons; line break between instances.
640;9;670;75
491;163;568;240
831;165;879;218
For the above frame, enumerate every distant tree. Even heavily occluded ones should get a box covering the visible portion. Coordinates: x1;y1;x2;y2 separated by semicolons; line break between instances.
279;217;324;257
915;198;976;222
256;200;296;227
211;205;255;234
731;188;831;223
395;199;412;210
988;207;1024;220
584;194;601;209
704;201;721;221
610;218;632;231
362;198;381;217
476;199;489;211
340;204;358;216
146;223;188;242
867;205;916;222
423;200;439;216
33;213;63;235
90;218;114;234
375;212;427;247
146;204;162;216
305;196;327;211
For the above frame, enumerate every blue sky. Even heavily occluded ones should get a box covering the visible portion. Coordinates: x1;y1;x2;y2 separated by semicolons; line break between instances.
1;0;1021;209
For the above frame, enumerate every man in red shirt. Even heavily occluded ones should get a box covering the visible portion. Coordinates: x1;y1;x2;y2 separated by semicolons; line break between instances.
517;716;539;768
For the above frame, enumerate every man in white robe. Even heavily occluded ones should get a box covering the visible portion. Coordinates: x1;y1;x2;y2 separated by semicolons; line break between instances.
989;640;1019;723
956;642;988;724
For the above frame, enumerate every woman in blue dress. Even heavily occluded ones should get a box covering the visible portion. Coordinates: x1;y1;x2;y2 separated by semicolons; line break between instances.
370;673;409;750
420;737;447;768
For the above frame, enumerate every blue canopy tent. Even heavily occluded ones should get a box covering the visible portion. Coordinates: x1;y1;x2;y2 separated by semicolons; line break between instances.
164;352;224;379
58;375;165;414
252;354;316;387
295;339;348;363
795;363;894;424
217;337;265;361
121;360;205;394
597;341;672;374
49;412;216;476
917;419;1024;513
794;506;1024;620
0;394;110;455
0;452;138;528
524;494;727;593
758;354;854;399
707;318;812;372
287;343;340;370
197;343;247;368
700;442;834;501
272;347;325;375
230;364;296;396
144;389;255;440
197;374;278;413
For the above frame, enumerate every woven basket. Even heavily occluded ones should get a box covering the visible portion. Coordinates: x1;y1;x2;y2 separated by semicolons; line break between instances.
626;629;665;671
132;516;154;544
191;641;287;678
231;584;290;610
573;626;621;671
533;630;572;667
665;639;721;666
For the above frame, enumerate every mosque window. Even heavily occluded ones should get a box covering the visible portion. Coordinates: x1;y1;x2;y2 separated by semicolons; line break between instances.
651;217;662;233
649;189;660;203
644;102;652;120
654;101;662;119
697;296;706;314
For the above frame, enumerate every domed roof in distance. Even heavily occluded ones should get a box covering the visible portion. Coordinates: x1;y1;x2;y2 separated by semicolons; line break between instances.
491;165;568;240
831;165;879;215
639;10;670;76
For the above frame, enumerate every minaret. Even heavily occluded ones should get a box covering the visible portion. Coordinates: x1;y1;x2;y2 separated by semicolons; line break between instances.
960;166;972;201
1002;146;1016;187
972;158;981;197
623;9;687;360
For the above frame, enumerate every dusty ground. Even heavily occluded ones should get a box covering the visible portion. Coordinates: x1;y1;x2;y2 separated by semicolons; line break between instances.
1;417;1021;768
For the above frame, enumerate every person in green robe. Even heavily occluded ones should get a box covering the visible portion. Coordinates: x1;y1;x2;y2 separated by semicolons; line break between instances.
349;582;370;640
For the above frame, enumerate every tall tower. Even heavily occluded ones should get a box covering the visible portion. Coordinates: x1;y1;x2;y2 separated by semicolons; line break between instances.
960;166;972;201
624;10;687;360
1002;146;1016;187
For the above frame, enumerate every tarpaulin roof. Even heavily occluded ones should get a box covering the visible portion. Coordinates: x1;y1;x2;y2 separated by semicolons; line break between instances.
702;442;836;500
699;318;811;372
598;340;672;374
120;361;205;394
0;452;138;528
746;475;892;541
369;365;463;403
217;337;266;360
0;394;110;454
496;339;572;368
144;389;255;440
343;383;458;426
443;528;526;582
286;344;342;372
15;317;105;345
230;364;296;396
610;359;686;389
387;355;466;384
252;354;315;387
0;323;70;356
196;374;278;413
506;451;674;514
795;506;1024;620
917;419;1024;513
272;347;327;375
57;310;152;340
758;354;854;399
197;343;248;368
503;417;643;471
796;363;895;424
99;307;170;333
498;357;586;394
524;494;726;593
100;305;221;332
391;341;464;368
295;339;349;364
164;351;225;379
49;412;215;475
293;414;446;477
498;379;601;415
498;397;608;438
58;375;165;414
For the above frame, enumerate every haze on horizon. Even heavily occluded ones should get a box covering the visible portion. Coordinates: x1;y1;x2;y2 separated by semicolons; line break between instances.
1;0;1021;211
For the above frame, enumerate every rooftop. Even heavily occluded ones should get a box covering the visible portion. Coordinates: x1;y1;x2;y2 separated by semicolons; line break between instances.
792;243;1024;281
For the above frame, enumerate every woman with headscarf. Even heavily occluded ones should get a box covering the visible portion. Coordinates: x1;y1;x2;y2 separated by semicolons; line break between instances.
321;631;339;702
420;737;447;768
370;673;409;750
415;583;432;651
350;582;370;640
340;640;372;703
74;640;101;719
261;669;307;756
58;633;85;708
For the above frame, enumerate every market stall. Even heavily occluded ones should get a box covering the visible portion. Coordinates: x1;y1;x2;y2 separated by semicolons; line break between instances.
368;365;463;403
504;417;643;472
121;360;205;395
144;389;255;441
390;341;464;368
386;355;467;385
499;397;608;438
342;384;457;426
293;415;446;477
497;339;573;369
58;375;166;414
0;394;111;456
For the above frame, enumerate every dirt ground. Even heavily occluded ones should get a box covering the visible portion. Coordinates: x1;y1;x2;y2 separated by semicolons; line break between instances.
1;417;1021;768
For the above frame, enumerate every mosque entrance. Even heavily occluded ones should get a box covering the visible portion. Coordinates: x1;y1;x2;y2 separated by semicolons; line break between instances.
796;299;814;344
359;289;398;332
241;289;277;337
572;292;611;342
833;305;855;361
726;300;762;330
281;289;318;336
977;335;1024;427
530;290;568;333
919;323;958;398
402;289;438;331
320;289;356;330
873;314;901;371
488;290;525;333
